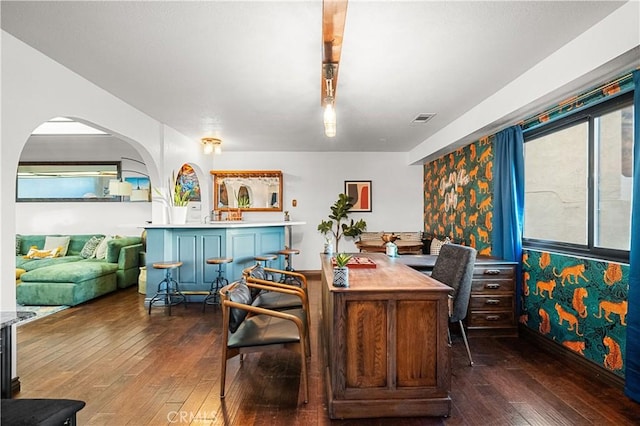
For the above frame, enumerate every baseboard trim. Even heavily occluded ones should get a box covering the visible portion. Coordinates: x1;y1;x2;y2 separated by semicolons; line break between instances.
518;325;624;390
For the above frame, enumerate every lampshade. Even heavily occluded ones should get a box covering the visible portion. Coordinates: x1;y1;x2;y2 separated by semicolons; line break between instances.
109;180;133;196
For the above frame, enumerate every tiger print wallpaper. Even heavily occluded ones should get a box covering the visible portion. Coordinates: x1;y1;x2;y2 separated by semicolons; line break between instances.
423;136;494;255
424;136;630;379
521;250;629;377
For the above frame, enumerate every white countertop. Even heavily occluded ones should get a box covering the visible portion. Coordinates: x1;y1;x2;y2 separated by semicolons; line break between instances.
144;220;306;229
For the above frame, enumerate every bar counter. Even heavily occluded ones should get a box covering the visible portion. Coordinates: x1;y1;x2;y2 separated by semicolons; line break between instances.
143;221;304;302
320;253;453;419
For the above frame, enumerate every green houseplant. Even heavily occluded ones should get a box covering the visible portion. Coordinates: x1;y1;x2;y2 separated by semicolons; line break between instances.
153;172;193;224
318;193;367;252
153;172;193;207
334;252;352;267
333;252;352;287
237;194;251;208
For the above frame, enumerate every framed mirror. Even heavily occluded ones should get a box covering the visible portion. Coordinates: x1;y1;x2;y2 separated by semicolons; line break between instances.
211;170;283;212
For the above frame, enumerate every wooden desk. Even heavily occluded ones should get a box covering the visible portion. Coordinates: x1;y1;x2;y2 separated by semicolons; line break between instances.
356;239;423;254
320;253;452;419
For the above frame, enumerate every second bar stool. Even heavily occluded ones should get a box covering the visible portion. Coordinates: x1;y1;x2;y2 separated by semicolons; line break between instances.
254;254;277;281
148;261;187;316
277;247;302;286
203;257;233;311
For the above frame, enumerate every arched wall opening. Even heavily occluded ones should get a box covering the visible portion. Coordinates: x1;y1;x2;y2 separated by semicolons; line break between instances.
15;116;157;237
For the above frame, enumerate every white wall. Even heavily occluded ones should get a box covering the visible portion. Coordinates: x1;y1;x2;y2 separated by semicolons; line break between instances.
210;152;424;270
1;32;210;378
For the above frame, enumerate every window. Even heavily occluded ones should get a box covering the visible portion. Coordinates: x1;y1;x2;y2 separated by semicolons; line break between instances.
523;92;633;262
17;162;120;202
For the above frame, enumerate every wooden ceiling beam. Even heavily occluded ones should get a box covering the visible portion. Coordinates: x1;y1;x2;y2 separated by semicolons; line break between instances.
321;0;348;104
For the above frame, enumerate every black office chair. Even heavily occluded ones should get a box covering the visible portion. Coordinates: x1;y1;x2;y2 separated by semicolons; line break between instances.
431;243;477;366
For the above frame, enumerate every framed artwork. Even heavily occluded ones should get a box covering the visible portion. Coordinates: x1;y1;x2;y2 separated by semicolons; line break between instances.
344;180;372;212
176;164;201;201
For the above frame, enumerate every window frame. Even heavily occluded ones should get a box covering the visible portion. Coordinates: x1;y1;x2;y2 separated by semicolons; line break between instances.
523;91;633;264
16;161;123;202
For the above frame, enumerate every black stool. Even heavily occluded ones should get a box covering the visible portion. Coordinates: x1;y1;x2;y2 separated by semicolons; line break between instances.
1;398;86;426
203;257;233;310
278;248;302;286
148;261;187;315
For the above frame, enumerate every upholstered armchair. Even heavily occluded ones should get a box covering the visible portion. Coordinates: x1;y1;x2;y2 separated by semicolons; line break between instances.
219;280;309;403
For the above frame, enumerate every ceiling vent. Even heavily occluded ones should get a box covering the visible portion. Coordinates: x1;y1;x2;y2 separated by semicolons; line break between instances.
412;113;436;124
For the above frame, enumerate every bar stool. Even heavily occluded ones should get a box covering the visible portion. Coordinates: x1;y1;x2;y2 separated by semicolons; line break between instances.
255;254;277;280
278;247;302;286
203;257;233;310
148;261;187;316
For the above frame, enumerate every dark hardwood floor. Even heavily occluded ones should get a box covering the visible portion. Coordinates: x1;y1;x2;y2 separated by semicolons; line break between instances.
15;279;640;425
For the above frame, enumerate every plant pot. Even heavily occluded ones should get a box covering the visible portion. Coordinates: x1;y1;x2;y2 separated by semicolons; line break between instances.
170;206;188;224
333;266;349;288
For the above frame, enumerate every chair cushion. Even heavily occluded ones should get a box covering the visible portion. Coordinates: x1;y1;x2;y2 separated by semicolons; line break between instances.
246;263;267;298
44;236;71;257
23;246;63;259
228;308;303;349
227;281;253;333
253;291;302;311
80;235;104;259
430;237;450;255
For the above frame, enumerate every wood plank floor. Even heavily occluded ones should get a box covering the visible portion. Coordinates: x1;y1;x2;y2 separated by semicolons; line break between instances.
15;279;640;425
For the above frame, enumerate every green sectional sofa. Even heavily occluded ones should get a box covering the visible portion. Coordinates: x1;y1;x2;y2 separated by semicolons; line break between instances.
16;234;142;306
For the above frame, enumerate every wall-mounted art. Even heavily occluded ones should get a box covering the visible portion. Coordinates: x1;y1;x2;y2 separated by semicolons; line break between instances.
344;180;372;212
176;164;201;201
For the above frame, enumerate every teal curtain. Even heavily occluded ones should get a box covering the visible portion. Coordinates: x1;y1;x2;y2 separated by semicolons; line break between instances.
492;126;524;313
624;70;640;402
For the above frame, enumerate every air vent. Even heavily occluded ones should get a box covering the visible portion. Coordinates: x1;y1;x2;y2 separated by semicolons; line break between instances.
412;113;436;124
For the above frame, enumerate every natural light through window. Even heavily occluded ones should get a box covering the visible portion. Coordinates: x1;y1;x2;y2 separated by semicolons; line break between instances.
523;95;633;260
31;117;108;135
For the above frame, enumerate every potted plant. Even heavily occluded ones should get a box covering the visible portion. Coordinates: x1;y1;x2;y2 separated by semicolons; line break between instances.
333;252;352;287
237;194;251;208
228;190;250;221
317;193;367;252
153;172;192;224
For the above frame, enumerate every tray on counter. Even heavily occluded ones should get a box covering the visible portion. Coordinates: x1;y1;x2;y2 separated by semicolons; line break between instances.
331;256;377;268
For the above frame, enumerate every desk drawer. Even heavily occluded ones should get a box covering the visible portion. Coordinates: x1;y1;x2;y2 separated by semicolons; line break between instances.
473;265;515;279
471;278;514;294
467;310;514;328
469;295;513;310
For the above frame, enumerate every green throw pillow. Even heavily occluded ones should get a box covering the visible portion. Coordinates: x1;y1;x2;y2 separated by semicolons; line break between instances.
80;235;104;259
15;234;22;255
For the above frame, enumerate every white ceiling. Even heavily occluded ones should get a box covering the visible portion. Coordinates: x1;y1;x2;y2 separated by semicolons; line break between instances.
0;1;632;157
